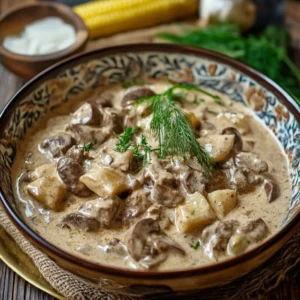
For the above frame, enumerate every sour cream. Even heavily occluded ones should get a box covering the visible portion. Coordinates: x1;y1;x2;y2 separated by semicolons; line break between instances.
3;17;76;55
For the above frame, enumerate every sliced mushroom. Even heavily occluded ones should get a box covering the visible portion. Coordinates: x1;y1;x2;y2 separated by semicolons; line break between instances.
102;108;124;134
122;87;155;107
41;133;74;158
71;103;102;126
126;218;184;268
221;127;243;152
65;146;86;163
57;157;92;197
68;124;111;145
263;179;280;202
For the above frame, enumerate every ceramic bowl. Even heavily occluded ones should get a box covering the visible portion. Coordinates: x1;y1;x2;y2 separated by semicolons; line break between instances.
0;44;299;297
0;2;88;80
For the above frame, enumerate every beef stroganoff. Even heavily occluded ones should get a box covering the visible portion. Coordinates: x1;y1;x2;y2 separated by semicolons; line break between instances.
12;79;291;271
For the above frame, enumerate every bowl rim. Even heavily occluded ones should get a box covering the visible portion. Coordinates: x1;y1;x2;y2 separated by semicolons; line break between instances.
0;43;299;279
0;2;88;61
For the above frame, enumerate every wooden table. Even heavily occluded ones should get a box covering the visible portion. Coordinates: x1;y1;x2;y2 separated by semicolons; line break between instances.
1;0;300;299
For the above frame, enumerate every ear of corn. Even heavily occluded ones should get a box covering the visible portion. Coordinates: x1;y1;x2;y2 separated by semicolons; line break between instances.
74;0;198;39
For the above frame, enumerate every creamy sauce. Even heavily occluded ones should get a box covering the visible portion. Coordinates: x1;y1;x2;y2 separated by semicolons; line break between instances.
12;80;291;271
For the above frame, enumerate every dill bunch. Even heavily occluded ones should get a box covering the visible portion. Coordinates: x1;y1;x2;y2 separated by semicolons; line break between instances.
136;84;219;177
157;24;300;106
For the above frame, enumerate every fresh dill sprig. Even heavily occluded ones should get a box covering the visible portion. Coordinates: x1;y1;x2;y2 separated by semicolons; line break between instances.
114;127;139;152
133;135;155;167
80;141;96;152
136;84;216;177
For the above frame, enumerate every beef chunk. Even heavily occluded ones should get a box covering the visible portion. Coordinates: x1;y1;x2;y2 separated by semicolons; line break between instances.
235;152;268;174
122;87;155;107
206;169;230;193
61;196;121;231
71;103;102;126
124;190;152;223
229;168;253;192
126;218;184;268
61;213;99;232
151;181;184;208
201;220;239;258
182;170;207;194
238;218;269;243
41;133;74;158
57;157;92;197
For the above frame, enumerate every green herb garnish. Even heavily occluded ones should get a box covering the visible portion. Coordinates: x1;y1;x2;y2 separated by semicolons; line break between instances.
114;127;139;152
133;135;154;167
80;141;95;152
136;84;217;177
191;208;195;215
192;240;200;250
157;24;300;106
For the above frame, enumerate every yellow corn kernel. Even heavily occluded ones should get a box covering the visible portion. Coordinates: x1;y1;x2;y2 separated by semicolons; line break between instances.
74;0;198;39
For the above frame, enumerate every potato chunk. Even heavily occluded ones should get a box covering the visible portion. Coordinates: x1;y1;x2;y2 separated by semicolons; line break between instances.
215;112;249;135
198;134;235;162
207;189;237;220
27;176;66;210
175;192;216;233
30;163;56;181
184;111;201;130
80;167;129;197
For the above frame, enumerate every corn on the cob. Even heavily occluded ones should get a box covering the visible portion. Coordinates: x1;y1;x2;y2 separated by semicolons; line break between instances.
74;0;198;39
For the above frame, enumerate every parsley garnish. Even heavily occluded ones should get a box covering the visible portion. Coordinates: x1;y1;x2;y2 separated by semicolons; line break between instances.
80;141;96;152
114;127;139;152
192;240;200;250
191;208;195;215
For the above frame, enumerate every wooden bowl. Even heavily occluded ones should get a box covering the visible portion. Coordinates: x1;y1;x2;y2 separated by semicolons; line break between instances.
0;2;88;80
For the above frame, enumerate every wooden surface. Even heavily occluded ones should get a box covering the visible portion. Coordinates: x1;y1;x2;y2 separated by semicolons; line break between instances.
0;0;300;299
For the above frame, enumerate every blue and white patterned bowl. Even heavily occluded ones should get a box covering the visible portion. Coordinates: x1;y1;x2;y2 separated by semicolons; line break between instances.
0;44;299;295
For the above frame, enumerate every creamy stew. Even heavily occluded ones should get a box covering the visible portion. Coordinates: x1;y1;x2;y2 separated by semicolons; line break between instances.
12;79;291;271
